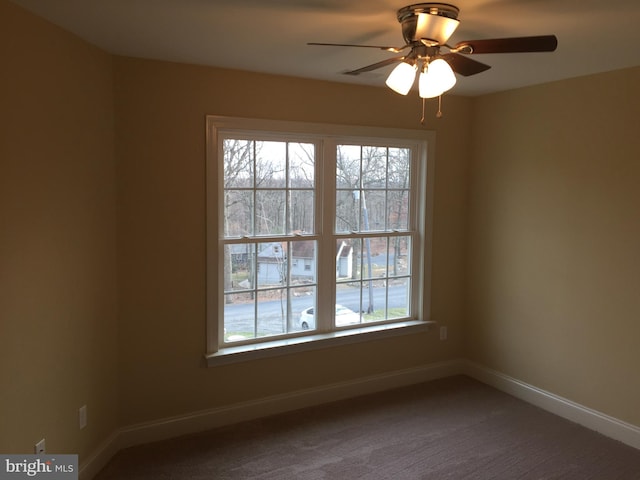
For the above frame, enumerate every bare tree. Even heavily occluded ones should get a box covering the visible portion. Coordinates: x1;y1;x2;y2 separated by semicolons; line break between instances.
387;148;411;276
223;139;252;301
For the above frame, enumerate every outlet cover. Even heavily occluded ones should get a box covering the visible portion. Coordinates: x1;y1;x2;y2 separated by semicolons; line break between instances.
439;326;447;340
79;405;87;430
34;438;46;454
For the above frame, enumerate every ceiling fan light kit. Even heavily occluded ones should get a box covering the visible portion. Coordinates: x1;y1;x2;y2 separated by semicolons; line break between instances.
386;61;419;95
308;2;558;124
419;58;457;98
398;3;461;46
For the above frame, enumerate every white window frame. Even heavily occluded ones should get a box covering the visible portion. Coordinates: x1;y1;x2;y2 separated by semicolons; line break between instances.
205;116;435;366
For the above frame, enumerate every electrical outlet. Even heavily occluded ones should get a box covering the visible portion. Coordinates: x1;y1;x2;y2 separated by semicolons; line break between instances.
439;326;447;340
34;438;46;454
79;405;87;430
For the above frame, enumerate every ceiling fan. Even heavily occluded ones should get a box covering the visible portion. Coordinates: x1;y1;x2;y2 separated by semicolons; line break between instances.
309;2;558;122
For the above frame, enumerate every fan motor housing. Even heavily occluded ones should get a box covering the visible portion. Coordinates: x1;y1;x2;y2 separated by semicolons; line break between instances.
398;3;460;46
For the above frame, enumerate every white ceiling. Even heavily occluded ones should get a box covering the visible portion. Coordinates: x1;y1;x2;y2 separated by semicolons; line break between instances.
10;0;640;96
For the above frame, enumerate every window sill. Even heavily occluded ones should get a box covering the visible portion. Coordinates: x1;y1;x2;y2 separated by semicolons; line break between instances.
205;320;435;367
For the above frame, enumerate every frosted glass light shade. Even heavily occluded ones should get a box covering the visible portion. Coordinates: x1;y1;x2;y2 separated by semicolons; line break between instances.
415;13;460;45
385;62;418;95
419;59;457;98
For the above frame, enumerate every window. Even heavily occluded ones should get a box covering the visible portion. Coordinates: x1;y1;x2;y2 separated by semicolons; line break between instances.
206;117;434;364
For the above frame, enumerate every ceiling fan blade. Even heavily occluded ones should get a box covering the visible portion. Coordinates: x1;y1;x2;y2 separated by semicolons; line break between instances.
454;35;558;54
440;53;491;77
344;56;405;75
308;42;408;53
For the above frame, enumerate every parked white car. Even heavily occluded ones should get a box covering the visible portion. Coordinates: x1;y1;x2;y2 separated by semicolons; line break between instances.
299;304;360;330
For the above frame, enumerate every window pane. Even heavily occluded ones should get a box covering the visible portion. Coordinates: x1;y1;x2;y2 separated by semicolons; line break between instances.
257;289;288;337
388;148;411;186
361;237;376;280
336;145;361;189
359;237;393;281
387;277;410;320
290;190;314;234
387;189;410;230
370;237;388;278
256;141;286;189
224;190;253;238
257;242;286;286
335;190;359;233
362;190;385;231
289;240;316;284
336;281;362;316
224;292;255;342
291;286;316;330
363;286;388;321
295;287;316;331
335;303;362;328
289;143;315;188
223;139;253;189
337;238;362;283
361;146;387;189
223;243;255;292
388;236;411;277
336;239;354;281
256;190;286;235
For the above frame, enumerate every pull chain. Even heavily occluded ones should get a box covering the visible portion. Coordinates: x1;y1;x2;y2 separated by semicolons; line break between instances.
421;96;445;125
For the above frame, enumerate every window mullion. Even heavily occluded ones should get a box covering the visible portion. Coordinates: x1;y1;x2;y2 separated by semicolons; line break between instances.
317;138;337;332
251;141;257;237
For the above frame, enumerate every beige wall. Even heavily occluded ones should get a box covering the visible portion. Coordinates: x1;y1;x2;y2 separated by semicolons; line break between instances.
467;66;640;426
114;57;471;425
0;0;118;460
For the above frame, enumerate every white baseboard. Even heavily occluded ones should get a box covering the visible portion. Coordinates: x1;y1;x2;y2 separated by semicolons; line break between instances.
78;431;120;480
80;359;640;479
79;359;464;479
463;360;640;451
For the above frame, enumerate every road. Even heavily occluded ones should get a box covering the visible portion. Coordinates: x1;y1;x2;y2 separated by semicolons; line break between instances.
224;283;408;336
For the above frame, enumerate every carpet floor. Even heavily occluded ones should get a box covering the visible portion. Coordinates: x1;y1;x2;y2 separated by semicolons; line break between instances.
94;375;640;479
